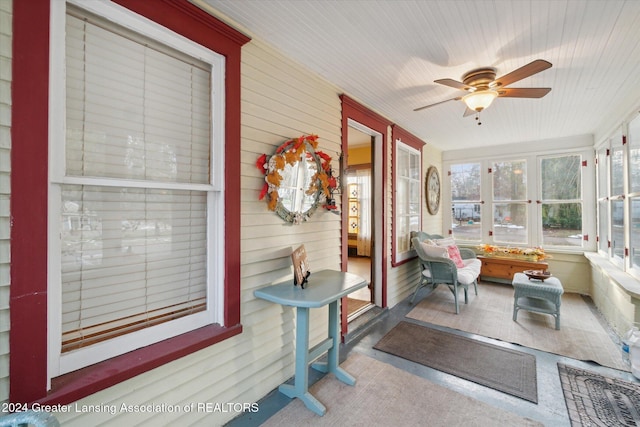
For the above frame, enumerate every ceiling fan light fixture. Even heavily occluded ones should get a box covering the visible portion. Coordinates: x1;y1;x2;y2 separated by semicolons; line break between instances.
462;89;498;112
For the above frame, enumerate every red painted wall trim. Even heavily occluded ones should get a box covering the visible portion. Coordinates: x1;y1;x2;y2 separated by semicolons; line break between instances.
112;0;251;55
10;0;51;404
390;125;426;267
339;95;391;336
391;125;426;150
41;324;242;406
10;0;249;405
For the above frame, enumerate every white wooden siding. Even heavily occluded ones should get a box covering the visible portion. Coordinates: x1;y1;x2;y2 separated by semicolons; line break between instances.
421;144;444;236
0;0;11;404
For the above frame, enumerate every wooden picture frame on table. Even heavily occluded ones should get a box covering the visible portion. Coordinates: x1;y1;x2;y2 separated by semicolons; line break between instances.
291;244;311;288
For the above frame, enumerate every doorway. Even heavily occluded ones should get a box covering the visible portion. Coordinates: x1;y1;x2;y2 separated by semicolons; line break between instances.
344;122;382;322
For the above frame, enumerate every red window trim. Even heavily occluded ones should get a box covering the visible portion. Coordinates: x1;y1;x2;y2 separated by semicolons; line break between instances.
390;125;426;267
10;0;249;405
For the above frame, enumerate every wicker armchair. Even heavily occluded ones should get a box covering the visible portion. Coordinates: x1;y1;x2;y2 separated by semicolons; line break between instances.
411;235;481;314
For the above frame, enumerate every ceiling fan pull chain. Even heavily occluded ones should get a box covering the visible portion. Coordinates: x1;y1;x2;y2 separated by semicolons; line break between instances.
476;112;482;125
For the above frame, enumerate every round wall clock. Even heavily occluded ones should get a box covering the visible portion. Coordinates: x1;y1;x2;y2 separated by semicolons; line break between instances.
425;166;440;215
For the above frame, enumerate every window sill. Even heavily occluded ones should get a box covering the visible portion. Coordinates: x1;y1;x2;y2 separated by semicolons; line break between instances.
38;323;242;406
584;252;640;299
392;251;417;268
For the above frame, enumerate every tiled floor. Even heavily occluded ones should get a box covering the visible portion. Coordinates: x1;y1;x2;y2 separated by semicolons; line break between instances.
228;285;639;426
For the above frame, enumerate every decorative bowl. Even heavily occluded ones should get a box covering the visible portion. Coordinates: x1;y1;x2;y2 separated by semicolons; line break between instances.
523;270;552;281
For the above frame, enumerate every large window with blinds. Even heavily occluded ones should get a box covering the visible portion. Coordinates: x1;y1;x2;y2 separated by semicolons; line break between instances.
50;4;225;375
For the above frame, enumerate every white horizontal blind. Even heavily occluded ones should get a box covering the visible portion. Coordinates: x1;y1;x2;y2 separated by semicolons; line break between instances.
66;13;210;183
62;11;211;352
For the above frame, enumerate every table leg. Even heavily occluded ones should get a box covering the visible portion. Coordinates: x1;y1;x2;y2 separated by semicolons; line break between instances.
312;300;356;386
278;306;326;416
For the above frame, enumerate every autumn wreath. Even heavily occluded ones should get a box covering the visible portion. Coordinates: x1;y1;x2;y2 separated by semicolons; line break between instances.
256;134;337;220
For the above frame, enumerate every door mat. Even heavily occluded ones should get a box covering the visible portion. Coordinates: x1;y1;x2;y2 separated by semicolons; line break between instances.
374;321;538;403
558;363;640;426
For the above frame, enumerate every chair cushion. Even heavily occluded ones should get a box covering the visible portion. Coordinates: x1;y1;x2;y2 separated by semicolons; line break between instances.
457;258;481;285
419;241;449;258
434;237;456;247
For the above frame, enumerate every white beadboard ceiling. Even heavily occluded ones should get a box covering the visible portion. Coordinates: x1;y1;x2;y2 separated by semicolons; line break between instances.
200;0;640;151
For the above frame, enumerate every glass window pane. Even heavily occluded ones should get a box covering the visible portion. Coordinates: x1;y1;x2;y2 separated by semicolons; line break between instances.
452;202;481;241
397;178;407;215
493;160;526;200
612;135;624;196
612;199;625;260
66;14;211;184
398;234;409;253
598;200;609;253
397;215;408;251
410;215;420;233
451;163;481;201
409;181;420;214
541;156;580;200
409;153;419;180
397;149;409;177
597;147;608;198
541;203;582;247
629;115;640;193
631;198;640;270
61;185;206;351
493;203;527;244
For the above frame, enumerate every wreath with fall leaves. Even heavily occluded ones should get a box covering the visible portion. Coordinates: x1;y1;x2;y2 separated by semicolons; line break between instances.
256;135;337;220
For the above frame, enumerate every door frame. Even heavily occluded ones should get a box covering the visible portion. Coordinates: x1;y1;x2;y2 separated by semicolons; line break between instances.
340;95;390;336
346;120;383;305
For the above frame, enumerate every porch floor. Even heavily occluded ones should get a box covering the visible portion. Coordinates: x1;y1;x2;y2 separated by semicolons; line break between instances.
227;282;636;426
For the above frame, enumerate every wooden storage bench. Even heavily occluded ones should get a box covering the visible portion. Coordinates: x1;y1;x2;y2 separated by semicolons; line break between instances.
478;255;548;283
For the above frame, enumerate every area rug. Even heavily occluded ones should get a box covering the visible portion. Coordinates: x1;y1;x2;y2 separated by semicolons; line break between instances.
262;352;542;426
406;281;628;371
373;321;538;403
558;363;640;426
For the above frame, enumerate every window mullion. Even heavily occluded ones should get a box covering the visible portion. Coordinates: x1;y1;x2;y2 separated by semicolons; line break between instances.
57;176;214;192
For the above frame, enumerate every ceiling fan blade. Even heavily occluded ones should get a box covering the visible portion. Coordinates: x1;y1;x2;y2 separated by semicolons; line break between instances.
497;87;551;98
492;59;552;88
434;78;473;91
414;97;461;112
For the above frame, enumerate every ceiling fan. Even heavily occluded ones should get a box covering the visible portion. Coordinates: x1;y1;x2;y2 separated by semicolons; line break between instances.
414;59;552;124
